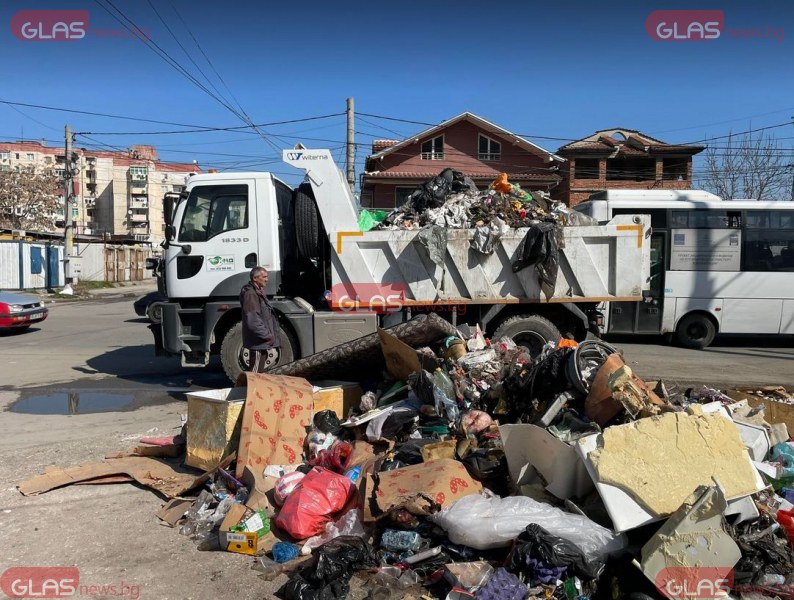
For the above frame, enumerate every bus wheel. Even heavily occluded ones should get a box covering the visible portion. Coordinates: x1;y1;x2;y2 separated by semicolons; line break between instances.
675;313;716;349
220;321;298;383
492;314;561;358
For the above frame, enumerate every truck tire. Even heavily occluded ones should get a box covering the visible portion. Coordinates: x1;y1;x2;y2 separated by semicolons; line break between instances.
220;320;298;383
146;302;163;325
675;313;716;349
492;314;561;357
295;183;324;261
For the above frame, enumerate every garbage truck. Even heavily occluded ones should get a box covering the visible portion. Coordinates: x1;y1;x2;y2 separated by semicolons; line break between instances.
150;149;651;382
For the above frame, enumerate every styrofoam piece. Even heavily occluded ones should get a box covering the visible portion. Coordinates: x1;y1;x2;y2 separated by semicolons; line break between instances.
576;412;765;533
185;387;247;404
724;494;760;524
734;421;771;462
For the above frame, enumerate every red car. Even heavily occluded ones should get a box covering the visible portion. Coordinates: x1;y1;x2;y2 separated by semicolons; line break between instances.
0;291;48;331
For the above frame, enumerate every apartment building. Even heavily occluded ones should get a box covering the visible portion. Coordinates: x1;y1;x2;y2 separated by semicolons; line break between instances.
0;140;199;243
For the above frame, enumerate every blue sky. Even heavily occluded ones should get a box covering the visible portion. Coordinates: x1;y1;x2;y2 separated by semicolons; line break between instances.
0;0;791;187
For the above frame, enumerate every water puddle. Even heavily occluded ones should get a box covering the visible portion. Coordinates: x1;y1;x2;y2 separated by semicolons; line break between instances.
10;392;136;415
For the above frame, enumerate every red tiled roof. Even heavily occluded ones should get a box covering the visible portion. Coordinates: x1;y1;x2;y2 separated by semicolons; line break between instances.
558;128;703;156
372;140;399;152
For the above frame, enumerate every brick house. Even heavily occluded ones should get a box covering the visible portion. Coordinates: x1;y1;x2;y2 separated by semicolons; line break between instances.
555;128;705;206
360;112;564;209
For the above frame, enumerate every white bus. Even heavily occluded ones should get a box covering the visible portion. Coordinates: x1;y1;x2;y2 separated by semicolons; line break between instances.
574;190;794;348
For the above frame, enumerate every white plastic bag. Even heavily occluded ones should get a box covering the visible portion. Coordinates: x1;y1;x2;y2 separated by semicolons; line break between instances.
301;508;367;554
429;494;625;559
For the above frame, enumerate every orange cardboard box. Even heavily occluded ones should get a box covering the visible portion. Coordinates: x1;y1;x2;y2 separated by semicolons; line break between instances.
363;458;483;522
235;373;314;487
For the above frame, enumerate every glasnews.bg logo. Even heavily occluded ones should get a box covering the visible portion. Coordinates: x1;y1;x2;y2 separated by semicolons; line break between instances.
0;566;80;598
11;10;89;41
646;10;724;41
654;567;734;599
327;282;407;313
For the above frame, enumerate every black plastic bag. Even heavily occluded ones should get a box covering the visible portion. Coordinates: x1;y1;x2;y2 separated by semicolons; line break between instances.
512;221;560;300
277;536;378;600
313;410;342;436
507;524;603;581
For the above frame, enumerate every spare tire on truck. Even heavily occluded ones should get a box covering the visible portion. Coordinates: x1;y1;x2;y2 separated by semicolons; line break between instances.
295;183;325;262
220;320;297;383
492;314;561;358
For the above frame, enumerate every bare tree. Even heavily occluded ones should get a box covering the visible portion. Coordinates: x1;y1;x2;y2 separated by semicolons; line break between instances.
702;132;792;200
0;169;61;230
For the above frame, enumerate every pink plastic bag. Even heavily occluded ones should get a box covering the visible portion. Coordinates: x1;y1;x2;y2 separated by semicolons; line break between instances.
275;466;356;540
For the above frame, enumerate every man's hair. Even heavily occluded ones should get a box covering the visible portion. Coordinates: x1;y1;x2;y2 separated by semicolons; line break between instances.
250;266;268;281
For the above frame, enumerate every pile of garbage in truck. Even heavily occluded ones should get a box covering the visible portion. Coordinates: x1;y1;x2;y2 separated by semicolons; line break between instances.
19;311;794;600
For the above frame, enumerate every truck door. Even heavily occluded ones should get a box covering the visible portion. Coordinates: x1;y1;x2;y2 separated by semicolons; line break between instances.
166;181;259;299
609;232;666;333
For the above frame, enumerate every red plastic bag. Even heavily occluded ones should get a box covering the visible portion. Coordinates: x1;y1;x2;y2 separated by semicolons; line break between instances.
312;441;353;473
275;466;356;540
778;509;794;546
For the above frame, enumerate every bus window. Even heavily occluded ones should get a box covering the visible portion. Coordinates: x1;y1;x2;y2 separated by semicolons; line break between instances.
743;230;794;271
672;210;741;229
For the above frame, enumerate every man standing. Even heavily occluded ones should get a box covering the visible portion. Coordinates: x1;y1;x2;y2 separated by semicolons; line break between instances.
240;266;280;372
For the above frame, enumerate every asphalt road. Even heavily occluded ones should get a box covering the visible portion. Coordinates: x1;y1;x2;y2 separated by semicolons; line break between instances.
0;297;791;599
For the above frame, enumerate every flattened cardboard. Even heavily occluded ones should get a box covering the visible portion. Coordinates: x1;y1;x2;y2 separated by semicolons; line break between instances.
18;456;212;498
363;458;483;522
235;373;314;489
156;498;193;527
378;328;422;380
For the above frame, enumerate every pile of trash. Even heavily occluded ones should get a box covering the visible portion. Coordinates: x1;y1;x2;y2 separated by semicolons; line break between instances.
360;169;597;232
19;316;794;600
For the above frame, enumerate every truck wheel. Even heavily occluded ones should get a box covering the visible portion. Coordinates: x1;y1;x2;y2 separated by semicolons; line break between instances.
146;302;163;325
220;321;298;383
492;314;561;357
295;183;324;261
675;313;716;349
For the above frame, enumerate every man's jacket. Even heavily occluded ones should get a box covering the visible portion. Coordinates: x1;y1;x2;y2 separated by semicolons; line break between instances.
239;282;280;350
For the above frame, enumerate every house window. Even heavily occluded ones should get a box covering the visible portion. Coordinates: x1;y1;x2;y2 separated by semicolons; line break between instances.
395;186;415;207
55;168;66;180
606;158;657;181
130;166;148;176
26;153;35;160
15;153;20;159
421;135;444;160
662;158;688;181
478;135;501;161
44;156;53;164
574;159;600;179
0;152;9;161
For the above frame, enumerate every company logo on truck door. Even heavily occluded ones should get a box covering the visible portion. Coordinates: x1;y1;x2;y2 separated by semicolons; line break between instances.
206;255;235;271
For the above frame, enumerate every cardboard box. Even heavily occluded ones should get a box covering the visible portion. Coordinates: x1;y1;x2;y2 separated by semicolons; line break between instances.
311;380;363;420
185;387;246;471
219;503;270;555
235;373;314;488
363;458;483;522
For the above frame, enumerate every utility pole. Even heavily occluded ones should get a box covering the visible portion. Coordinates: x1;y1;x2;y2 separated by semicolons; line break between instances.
62;124;74;295
346;97;355;193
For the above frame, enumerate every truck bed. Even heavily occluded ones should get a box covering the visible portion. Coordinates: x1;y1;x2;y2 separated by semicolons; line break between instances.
329;215;651;304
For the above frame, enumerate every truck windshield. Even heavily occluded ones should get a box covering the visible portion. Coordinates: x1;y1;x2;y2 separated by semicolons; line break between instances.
178;184;248;242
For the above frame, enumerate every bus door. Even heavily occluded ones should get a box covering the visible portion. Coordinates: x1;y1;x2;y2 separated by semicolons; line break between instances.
609;232;666;333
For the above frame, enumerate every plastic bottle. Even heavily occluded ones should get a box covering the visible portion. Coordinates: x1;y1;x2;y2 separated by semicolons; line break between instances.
252;555;287;581
380;529;424;552
434;368;455;399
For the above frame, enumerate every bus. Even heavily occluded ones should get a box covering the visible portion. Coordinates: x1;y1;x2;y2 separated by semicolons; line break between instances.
574;190;794;348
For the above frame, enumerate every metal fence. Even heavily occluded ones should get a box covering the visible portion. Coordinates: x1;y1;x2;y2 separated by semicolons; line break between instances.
0;240;155;290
